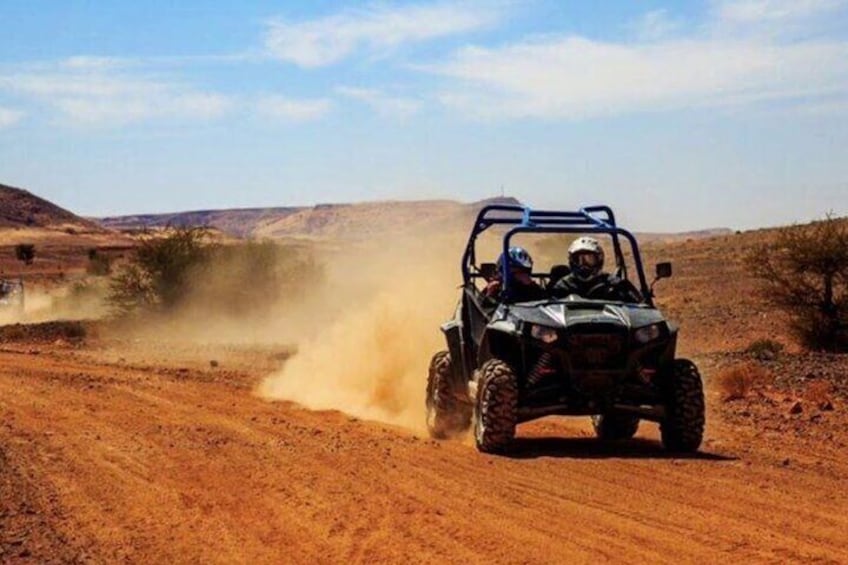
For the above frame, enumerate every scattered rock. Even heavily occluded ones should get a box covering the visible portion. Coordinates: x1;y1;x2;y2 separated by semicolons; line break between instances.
210;360;219;368
788;401;803;415
819;400;834;411
782;458;791;467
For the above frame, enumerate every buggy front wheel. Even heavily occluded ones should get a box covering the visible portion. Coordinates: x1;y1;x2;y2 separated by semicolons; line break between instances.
473;359;518;453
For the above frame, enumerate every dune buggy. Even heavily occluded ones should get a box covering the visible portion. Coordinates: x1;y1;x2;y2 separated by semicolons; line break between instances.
426;204;705;453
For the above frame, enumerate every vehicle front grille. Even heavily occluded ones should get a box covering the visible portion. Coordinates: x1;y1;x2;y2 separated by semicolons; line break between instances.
565;330;627;371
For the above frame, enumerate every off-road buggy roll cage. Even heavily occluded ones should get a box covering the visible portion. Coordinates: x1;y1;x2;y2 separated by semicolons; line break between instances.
462;204;654;306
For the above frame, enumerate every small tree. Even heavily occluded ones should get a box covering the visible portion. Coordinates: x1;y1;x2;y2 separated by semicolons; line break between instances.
748;214;848;352
15;243;35;265
109;227;210;314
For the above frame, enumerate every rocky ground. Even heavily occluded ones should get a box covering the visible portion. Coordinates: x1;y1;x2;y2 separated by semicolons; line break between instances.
1;322;847;563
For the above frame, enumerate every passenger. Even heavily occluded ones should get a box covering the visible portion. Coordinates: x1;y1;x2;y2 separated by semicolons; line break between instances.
551;237;642;302
484;246;547;303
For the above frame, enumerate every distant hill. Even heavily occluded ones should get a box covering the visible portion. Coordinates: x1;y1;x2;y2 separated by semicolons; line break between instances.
98;207;301;238
0;183;105;233
97;197;526;240
637;228;734;243
95;197;735;242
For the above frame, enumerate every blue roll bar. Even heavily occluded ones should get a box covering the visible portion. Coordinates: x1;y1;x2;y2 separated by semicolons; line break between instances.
461;204;652;306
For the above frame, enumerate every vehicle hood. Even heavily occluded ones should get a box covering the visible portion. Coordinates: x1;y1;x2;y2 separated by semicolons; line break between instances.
504;298;666;330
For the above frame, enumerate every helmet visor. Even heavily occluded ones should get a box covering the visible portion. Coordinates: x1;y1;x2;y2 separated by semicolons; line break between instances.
574;252;601;269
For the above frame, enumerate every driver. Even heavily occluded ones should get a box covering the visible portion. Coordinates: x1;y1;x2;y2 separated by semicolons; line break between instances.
551;236;642;302
484;246;546;303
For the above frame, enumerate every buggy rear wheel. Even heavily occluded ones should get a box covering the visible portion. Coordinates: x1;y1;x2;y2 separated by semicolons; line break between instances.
660;359;705;452
473;359;518;453
426;351;471;439
592;413;640;441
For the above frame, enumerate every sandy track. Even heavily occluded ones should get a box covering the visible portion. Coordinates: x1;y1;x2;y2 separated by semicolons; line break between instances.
2;346;847;564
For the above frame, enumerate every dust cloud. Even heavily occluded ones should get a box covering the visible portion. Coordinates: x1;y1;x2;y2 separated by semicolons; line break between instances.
0;229;476;432
0;281;109;326
257;232;464;431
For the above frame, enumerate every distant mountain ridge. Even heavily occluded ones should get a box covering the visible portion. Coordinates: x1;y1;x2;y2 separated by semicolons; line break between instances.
95;196;734;241
98;197;526;240
0;183;105;233
98;207;301;238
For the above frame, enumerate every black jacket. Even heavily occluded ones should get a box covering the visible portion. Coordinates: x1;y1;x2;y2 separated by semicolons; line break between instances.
551;273;642;303
484;279;547;303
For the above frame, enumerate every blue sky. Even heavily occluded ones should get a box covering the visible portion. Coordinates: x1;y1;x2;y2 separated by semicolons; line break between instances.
0;0;846;231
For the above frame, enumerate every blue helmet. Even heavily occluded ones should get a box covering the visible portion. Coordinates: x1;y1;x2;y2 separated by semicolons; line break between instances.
497;246;533;272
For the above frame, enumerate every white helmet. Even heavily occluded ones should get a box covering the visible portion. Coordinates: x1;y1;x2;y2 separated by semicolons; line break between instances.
568;237;604;281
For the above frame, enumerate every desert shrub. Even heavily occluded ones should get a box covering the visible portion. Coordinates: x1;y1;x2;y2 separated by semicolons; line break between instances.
15;243;35;265
744;338;784;361
61;321;87;340
0;321;86;343
747;214;848;352
182;240;323;321
49;280;110;319
109;227;211;314
716;361;772;402
109;228;323;319
86;248;112;276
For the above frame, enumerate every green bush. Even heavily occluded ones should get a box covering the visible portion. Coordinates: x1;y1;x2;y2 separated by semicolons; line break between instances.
748;214;848;352
108;228;323;320
109;227;210;314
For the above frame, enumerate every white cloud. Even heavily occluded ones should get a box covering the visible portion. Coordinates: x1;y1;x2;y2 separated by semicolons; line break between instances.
714;0;847;24
0;107;25;128
427;4;848;120
3;72;161;98
54;92;231;126
257;95;333;121
0;68;232;126
629;9;683;41
61;56;129;71
264;2;501;67
336;86;421;118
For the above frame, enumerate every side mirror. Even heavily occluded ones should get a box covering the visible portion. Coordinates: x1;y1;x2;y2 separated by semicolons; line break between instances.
649;262;672;298
479;262;498;281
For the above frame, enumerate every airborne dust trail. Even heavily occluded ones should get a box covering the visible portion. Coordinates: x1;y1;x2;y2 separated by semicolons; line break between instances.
257;235;463;430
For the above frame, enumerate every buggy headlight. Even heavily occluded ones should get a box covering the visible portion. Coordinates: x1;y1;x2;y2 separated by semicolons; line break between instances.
530;325;558;344
634;323;662;344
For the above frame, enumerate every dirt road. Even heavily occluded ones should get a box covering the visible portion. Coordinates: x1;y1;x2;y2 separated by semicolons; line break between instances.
2;342;847;564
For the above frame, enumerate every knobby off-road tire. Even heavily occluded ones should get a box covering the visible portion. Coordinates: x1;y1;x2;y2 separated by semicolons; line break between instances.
592;413;640;441
426;351;472;439
473;359;518;454
660;359;705;453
